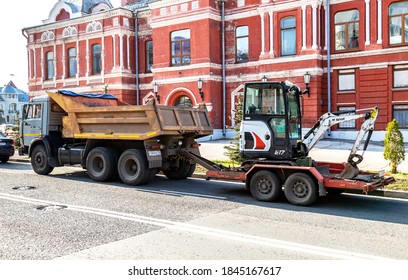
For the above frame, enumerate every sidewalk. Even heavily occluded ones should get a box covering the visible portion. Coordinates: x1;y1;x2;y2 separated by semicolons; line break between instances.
199;138;408;173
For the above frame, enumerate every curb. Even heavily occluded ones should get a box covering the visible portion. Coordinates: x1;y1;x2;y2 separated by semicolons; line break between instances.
8;157;408;201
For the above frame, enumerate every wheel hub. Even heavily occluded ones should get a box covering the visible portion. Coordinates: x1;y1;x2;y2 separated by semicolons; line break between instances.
293;182;308;198
258;178;272;194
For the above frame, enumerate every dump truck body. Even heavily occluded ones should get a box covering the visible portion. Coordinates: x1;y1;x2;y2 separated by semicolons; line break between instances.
20;90;212;185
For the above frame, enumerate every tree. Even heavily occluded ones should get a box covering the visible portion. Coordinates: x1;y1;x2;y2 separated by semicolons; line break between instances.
224;94;245;164
384;119;405;173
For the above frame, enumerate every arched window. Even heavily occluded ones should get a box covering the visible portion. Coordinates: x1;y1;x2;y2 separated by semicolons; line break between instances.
92;44;101;75
86;21;102;33
389;1;408;44
335;10;359;51
281;17;296;56
175;96;193;108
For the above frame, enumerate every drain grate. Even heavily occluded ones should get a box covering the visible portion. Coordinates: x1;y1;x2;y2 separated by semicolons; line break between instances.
36;205;68;211
12;186;37;191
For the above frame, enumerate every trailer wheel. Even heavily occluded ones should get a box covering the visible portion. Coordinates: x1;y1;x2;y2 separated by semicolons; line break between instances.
117;149;149;185
31;145;54;175
0;156;10;163
86;147;117;182
284;173;318;206
249;170;282;202
163;160;190;180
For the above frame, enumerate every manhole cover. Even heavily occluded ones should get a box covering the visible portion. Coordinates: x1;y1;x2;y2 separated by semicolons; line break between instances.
12;186;37;191
36;205;68;211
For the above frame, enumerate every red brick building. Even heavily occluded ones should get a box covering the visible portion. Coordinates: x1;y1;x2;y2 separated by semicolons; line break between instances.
23;0;408;140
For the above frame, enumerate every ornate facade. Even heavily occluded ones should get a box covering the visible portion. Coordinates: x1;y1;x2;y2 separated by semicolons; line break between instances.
23;0;408;140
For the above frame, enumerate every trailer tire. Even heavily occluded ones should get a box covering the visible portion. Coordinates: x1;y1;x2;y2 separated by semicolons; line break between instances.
187;163;196;177
163;160;190;180
86;147;117;182
31;145;54;175
1;156;10;163
284;173;318;206
118;149;149;185
249;170;282;202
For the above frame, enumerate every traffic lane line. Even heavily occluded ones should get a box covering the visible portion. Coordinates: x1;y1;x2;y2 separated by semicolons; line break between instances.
0;192;392;260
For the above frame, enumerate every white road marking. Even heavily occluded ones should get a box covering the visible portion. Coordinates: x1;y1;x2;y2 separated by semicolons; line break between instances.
0;192;393;260
159;190;227;199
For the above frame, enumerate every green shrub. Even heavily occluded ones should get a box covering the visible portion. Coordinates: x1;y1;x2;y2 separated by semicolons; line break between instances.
224;94;245;164
384;119;405;173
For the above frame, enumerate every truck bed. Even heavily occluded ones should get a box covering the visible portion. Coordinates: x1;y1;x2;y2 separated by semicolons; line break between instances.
47;91;213;140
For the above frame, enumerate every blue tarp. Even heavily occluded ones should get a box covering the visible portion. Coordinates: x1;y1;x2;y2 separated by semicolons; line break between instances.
58;90;117;100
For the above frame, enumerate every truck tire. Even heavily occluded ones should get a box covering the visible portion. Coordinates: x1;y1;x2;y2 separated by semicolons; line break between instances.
187;163;196;177
0;156;9;163
31;145;54;175
163;160;190;180
86;147;118;182
117;149;149;185
249;170;282;202
284;172;318;206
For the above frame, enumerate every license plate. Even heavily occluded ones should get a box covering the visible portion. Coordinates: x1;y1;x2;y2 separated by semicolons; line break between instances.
0;142;6;146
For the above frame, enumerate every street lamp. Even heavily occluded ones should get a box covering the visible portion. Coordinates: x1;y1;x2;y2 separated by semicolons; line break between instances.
198;78;204;101
153;82;160;104
303;71;311;97
261;75;267;82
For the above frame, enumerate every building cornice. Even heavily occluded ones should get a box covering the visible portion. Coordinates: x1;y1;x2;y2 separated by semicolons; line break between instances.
24;8;133;34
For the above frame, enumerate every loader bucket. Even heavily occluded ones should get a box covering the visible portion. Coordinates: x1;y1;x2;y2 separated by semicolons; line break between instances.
335;163;360;179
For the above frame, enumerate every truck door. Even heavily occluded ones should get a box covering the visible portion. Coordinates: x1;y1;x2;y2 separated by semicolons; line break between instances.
240;82;293;160
21;103;43;149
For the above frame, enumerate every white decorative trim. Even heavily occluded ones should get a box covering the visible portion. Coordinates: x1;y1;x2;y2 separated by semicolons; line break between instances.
41;30;55;42
164;87;198;106
365;0;370;45
62;26;78;38
86;21;103;33
377;0;383;44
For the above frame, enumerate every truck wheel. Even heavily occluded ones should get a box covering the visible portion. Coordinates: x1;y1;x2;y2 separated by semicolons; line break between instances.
86;147;117;182
163;160;190;180
118;149;149;185
31;145;54;175
0;156;9;163
284;173;318;206
187;163;196;177
249;170;282;202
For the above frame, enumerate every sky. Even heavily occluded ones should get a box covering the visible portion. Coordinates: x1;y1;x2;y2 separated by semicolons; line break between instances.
0;0;122;92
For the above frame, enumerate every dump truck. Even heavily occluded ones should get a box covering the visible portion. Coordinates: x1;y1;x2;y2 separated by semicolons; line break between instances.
19;90;212;185
20;82;394;206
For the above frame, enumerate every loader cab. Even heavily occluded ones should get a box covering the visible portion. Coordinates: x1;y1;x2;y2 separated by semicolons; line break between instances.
240;81;302;160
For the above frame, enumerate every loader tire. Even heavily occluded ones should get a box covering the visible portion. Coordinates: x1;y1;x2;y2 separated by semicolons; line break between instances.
249;170;282;202
86;147;118;182
118;149;149;185
31;145;54;175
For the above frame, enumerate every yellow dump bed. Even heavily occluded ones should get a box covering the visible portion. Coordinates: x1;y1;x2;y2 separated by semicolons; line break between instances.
47;91;213;140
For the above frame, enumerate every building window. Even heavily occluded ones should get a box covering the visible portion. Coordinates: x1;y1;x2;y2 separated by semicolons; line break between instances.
338;69;356;91
236;26;249;62
281;17;296;56
46;51;54;80
68;48;77;77
393;105;408;128
338;106;356;129
171;29;190;65
92;44;102;75
393;65;408;88
389;1;408;45
335;10;359;51
175;96;193;108
146;41;153;72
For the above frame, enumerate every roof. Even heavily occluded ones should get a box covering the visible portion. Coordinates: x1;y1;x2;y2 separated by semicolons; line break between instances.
0;81;29;102
63;0;113;14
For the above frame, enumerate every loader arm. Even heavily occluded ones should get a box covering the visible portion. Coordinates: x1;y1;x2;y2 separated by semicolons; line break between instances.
302;107;379;168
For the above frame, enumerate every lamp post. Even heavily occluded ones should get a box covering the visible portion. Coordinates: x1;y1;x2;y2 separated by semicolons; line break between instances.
153;82;160;104
261;75;267;82
303;71;311;97
198;78;204;101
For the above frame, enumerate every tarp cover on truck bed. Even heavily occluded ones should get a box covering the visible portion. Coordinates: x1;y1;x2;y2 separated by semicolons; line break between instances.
58;90;118;100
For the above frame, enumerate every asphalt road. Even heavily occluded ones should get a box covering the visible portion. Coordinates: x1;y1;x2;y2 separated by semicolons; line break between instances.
1;161;408;260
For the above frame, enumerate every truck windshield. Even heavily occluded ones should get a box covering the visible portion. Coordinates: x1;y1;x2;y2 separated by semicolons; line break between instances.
244;83;285;115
